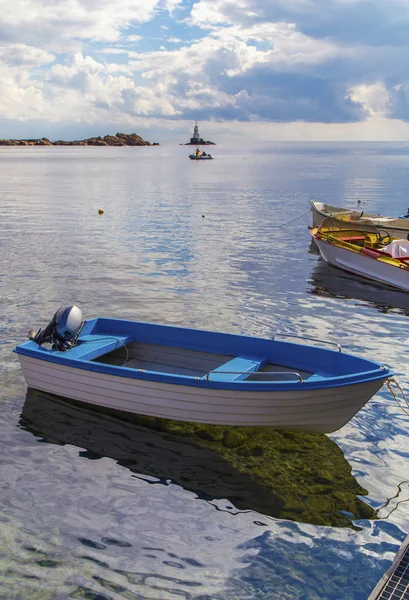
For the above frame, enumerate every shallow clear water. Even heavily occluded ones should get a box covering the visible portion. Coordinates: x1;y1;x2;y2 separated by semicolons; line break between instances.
2;142;409;599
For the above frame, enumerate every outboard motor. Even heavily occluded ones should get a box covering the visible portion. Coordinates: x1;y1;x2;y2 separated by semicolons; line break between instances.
29;305;83;351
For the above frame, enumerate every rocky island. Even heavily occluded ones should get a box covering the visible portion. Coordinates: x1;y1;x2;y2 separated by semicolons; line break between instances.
0;132;159;146
184;121;215;145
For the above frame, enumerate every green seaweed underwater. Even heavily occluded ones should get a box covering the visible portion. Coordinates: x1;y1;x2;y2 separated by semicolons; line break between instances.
128;414;375;528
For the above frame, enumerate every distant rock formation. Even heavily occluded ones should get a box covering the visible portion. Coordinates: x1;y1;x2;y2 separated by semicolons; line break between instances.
185;139;215;146
0;133;158;146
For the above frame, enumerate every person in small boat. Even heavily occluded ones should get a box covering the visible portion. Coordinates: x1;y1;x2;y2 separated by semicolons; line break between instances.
202;151;207;156
195;147;201;157
402;208;409;218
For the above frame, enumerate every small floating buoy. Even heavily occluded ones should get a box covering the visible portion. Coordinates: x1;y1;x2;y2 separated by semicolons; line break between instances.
98;208;104;214
202;214;205;218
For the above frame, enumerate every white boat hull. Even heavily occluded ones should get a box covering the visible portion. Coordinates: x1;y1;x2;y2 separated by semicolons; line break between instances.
18;354;384;434
314;236;409;292
311;201;409;239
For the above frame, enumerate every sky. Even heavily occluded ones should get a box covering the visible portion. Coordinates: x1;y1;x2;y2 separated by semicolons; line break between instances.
1;0;409;142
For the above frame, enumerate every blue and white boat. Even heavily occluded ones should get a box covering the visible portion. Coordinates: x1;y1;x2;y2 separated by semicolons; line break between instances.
14;306;393;434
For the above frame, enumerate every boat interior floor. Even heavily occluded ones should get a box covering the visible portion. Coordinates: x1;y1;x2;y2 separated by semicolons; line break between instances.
91;341;314;381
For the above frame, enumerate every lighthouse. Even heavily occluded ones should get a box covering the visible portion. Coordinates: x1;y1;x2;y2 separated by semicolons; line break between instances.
186;121;215;145
192;121;200;142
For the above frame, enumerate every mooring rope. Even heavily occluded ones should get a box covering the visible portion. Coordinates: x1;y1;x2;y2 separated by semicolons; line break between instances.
375;480;409;519
270;207;312;229
386;378;409;417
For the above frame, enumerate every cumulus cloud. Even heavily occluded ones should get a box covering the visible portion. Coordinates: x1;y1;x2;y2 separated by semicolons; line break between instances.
189;0;409;46
123;24;364;122
0;0;408;131
97;48;129;55
0;44;55;66
186;0;409;122
349;82;391;117
127;35;143;43
0;0;173;51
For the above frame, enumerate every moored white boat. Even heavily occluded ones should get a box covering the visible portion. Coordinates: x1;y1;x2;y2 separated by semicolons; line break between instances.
311;200;409;239
311;219;409;292
14;306;393;434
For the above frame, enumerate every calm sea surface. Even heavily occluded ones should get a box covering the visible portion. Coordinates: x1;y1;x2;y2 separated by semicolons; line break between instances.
2;142;409;599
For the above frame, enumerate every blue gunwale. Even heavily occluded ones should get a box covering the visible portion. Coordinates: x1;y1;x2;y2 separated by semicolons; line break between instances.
14;317;393;392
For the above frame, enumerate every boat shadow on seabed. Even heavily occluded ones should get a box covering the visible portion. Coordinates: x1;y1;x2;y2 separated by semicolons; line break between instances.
19;388;376;528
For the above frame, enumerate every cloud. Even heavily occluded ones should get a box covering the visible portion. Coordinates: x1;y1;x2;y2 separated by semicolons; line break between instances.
0;29;364;125
0;44;55;66
126;35;143;43
348;82;390;118
0;0;175;52
189;0;409;46
388;84;409;121
163;0;184;14
96;48;129;55
185;0;409;122
0;0;408;133
124;25;364;122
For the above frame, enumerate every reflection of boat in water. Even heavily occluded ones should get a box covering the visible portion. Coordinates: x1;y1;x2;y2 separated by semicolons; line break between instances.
19;389;283;517
309;259;409;314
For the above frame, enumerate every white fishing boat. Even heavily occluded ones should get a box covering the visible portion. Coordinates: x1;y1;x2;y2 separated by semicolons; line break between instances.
311;219;409;292
311;201;409;239
14;306;393;434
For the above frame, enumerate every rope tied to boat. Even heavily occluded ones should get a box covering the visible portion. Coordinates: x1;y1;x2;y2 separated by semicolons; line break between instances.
374;479;409;519
271;207;312;228
386;378;409;417
83;336;130;366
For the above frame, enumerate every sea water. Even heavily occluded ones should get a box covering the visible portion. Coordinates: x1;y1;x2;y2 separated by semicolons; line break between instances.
1;142;409;599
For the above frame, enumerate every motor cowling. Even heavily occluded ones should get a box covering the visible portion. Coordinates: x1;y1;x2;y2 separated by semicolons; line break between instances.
29;305;83;350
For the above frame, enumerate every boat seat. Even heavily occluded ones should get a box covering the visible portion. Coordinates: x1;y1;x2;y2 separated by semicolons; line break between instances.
339;236;366;242
360;247;383;259
68;334;132;361
204;355;268;382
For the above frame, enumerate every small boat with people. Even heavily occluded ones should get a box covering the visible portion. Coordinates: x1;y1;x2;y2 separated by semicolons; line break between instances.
311;200;409;239
189;147;213;160
14;305;393;434
311;218;409;292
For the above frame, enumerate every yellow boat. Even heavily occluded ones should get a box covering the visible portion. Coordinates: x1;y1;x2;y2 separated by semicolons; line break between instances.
311;219;409;292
